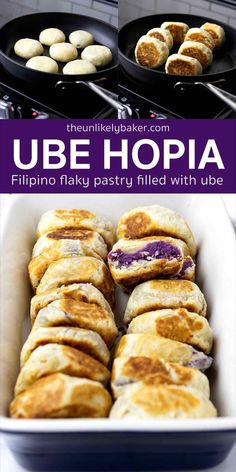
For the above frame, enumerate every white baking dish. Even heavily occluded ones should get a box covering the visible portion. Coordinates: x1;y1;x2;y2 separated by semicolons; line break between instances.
1;194;236;471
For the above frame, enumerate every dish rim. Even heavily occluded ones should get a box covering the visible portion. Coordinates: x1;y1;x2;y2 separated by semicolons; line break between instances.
1;194;236;435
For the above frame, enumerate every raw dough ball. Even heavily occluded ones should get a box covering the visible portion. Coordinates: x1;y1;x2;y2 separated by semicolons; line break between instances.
69;30;94;49
63;59;97;75
81;45;112;67
49;43;78;62
26;56;59;74
14;38;44;59
39;28;65;46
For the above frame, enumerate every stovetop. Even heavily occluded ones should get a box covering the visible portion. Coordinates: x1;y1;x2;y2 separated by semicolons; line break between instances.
0;65;117;119
119;67;236;119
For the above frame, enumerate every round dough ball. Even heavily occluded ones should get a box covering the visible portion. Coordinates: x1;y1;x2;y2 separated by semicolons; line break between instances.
63;59;97;75
14;38;44;60
26;56;59;74
69;30;94;49
39;28;65;46
49;43;78;62
81;45;112;67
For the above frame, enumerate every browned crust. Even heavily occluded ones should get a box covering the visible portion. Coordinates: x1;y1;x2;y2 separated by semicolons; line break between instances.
136;43;161;68
10;374;112;418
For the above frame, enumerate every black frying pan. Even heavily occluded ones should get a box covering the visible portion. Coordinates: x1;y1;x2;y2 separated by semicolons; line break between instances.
0;12;117;86
119;13;236;87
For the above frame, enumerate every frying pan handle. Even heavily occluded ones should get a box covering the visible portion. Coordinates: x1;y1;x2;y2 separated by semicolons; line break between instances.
55;80;132;118
195;83;236;112
85;81;132;118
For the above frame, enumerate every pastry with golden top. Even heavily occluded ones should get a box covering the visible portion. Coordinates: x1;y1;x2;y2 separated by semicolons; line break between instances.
117;205;197;257
108;237;195;291
29;245;103;290
109;383;217;419
127;308;213;354
201;22;225;48
161;22;189;44
111;356;210;399
33;299;118;347
184;28;215;50
114;334;213;371
147;28;173;50
10;373;112;418
32;229;108;261
135;35;169;68
30;283;114;323
124;280;207;324
166;53;202;75
15;344;110;396
36;209;116;249
36;256;115;307
20;326;110;367
179;41;213;69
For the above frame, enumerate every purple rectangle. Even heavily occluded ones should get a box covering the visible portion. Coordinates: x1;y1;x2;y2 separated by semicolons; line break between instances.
0;119;235;193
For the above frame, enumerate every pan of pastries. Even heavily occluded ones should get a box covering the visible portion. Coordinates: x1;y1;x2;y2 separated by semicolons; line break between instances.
1;195;236;472
119;12;236;84
0;12;117;85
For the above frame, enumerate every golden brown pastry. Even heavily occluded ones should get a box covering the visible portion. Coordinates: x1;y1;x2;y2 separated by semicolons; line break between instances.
165;53;203;75
36;209;116;249
20;327;110;367
111;356;210;399
184;28;215;50
161;22;189;44
178;41;213;69
36;256;115;307
30;283;114;324
10;373;112;418
29;245;103;290
201;23;225;48
108;237;195;291
33;299;118;347
114;334;212;371
127;308;213;354
147;28;173;50
124;280;207;324
117;205;197;257
32;229;108;261
15;344;110;396
109;384;217;419
135;35;169;68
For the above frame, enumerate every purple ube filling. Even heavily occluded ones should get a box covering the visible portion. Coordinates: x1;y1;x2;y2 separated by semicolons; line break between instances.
186;348;213;371
109;241;181;267
178;257;194;277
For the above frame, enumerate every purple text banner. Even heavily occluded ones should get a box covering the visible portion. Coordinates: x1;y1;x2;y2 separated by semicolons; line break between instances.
0;119;235;193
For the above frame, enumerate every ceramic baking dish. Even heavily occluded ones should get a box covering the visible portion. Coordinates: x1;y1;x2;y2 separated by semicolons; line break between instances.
1;194;236;471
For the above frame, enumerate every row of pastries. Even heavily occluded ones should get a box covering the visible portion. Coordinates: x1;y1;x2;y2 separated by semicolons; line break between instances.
10;209;118;418
135;21;225;75
108;205;217;418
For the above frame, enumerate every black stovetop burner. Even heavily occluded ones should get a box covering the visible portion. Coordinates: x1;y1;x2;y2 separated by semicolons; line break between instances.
119;66;236;119
0;64;117;119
